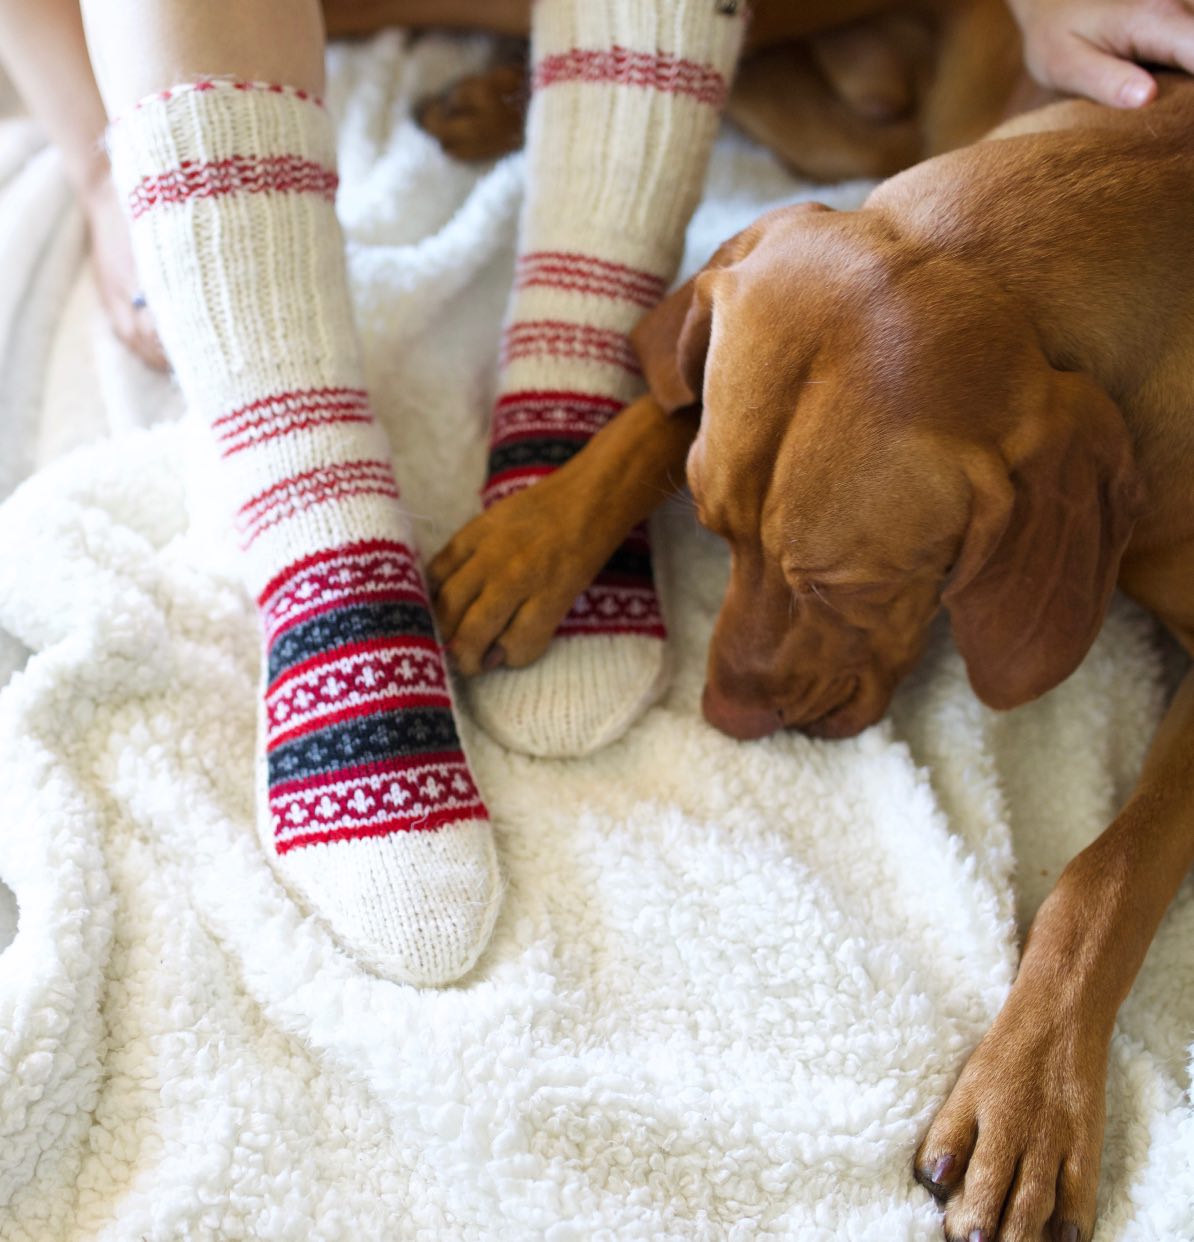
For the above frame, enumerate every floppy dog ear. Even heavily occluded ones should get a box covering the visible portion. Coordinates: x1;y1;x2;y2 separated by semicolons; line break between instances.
943;368;1141;710
630;236;738;413
630;271;713;412
630;220;775;413
633;202;834;412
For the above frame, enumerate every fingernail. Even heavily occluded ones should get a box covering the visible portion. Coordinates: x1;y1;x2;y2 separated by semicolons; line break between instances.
482;643;505;672
931;1155;954;1185
1119;78;1152;107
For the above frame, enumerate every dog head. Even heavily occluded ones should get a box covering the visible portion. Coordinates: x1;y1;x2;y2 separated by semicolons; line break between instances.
633;203;1141;739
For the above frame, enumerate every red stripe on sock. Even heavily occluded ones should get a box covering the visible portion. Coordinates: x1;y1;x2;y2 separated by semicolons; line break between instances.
213;387;373;457
268;692;452;750
259;538;416;610
494;390;625;414
242;463;396;522
130;79;326;114
263;585;425;646
128;154;338;218
212;387;368;432
276;806;487;853
515;252;666;308
270;749;469;798
271;752;485;850
519;251;666;290
219;410;374;458
556;581;666;638
247;482;400;546
490;390;625;445
237;462;399;547
534;47;729;107
266;633;443;694
260;540;427;640
501;321;641;375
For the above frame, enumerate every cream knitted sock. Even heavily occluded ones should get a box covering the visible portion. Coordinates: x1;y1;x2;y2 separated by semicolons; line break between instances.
471;0;746;757
107;80;500;985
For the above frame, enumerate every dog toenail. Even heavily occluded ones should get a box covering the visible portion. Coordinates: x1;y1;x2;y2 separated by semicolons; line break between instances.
1059;1225;1080;1242
931;1155;954;1185
968;1232;988;1242
482;643;506;672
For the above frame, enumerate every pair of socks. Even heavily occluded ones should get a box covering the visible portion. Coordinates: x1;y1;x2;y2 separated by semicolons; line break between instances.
106;1;744;984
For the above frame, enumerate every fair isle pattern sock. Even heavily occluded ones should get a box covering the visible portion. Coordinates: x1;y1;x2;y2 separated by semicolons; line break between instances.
470;0;746;758
107;81;500;985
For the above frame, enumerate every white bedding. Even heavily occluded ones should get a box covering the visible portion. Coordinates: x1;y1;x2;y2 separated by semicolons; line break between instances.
0;32;1190;1241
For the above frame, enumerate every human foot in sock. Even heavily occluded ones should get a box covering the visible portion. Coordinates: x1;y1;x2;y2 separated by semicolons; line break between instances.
459;0;746;757
106;80;500;984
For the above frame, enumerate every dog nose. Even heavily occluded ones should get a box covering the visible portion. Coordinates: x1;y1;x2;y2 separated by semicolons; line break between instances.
701;683;783;740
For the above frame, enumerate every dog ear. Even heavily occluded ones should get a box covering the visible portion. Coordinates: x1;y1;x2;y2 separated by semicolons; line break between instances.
632;202;833;412
942;368;1141;710
630;233;748;413
630;272;712;413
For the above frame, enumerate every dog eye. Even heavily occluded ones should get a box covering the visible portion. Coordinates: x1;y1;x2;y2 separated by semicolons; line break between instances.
806;578;890;602
828;580;903;604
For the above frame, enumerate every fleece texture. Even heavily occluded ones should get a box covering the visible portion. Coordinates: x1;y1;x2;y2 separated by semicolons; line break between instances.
0;32;1191;1242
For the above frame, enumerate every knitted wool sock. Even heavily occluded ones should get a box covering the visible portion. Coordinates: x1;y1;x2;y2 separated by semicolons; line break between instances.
107;81;500;985
471;0;746;758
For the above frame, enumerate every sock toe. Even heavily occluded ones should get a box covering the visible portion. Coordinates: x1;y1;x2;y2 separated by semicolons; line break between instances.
280;819;501;985
466;633;669;758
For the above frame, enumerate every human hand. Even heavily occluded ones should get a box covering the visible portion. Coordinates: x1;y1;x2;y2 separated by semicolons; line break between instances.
81;164;168;371
1009;0;1194;106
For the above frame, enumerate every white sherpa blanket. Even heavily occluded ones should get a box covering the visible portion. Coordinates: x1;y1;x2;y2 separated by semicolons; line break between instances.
0;32;1191;1242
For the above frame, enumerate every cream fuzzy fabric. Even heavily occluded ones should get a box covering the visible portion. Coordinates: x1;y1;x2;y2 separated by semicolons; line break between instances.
0;33;1191;1241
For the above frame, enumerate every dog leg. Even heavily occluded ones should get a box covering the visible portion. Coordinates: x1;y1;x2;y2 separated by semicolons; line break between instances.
429;396;695;676
919;0;1022;157
728;40;922;181
807;13;925;123
416;54;528;161
914;667;1194;1242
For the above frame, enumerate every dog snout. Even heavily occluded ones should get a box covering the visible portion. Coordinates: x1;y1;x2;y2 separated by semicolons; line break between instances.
702;662;894;742
701;682;783;740
796;669;892;738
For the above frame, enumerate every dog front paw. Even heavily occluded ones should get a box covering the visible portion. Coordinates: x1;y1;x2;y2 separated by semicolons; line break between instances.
428;479;611;676
914;998;1107;1242
416;62;528;162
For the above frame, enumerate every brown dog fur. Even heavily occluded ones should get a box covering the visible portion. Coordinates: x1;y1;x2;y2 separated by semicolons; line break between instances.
430;73;1194;1242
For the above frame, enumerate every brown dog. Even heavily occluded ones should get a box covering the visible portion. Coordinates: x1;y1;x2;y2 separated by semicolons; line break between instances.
430;77;1194;1242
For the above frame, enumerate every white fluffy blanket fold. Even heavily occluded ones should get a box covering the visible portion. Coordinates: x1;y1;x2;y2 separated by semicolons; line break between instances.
0;33;1191;1242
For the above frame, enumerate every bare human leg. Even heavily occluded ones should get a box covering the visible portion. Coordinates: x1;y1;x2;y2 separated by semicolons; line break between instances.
0;0;166;367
